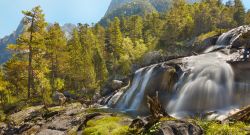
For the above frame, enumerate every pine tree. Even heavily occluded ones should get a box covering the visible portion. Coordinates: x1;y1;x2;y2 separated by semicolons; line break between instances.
67;28;84;90
92;25;108;86
128;16;143;43
234;0;246;25
78;24;97;90
21;6;48;98
46;23;67;92
106;17;123;75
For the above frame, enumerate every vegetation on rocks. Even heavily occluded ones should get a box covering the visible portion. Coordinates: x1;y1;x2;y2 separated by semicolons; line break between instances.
83;115;131;135
0;0;250;135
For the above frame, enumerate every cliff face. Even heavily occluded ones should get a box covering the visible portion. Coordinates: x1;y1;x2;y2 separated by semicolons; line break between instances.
105;0;172;16
0;19;25;63
101;0;200;25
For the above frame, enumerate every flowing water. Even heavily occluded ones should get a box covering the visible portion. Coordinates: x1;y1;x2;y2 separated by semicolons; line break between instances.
114;65;156;112
216;25;250;46
167;52;235;118
108;26;250;119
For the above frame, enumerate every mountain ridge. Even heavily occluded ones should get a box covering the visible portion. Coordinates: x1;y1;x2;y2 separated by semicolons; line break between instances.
101;0;200;25
0;21;76;64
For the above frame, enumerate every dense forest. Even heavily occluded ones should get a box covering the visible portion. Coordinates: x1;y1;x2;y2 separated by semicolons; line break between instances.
0;0;250;121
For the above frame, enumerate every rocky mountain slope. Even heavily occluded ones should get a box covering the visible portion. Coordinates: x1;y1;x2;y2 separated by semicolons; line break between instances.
101;0;200;25
0;21;76;64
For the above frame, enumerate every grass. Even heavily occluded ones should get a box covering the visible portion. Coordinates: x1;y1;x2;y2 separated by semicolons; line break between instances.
83;116;130;135
196;31;219;44
196;119;250;135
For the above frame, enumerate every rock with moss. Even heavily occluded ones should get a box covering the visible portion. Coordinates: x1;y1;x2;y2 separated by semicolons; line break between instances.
83;114;132;135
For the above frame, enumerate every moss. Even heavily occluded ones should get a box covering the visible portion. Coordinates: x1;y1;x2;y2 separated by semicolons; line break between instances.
196;31;219;43
0;110;6;122
48;106;65;112
159;117;176;121
83;116;130;135
196;120;249;135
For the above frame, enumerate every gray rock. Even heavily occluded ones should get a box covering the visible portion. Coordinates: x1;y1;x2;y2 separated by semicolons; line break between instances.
156;120;203;135
53;91;66;106
111;80;123;90
36;129;65;135
142;51;163;66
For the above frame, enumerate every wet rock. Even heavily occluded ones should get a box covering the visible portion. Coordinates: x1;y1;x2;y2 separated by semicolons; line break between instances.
111;80;123;90
193;34;219;53
107;91;124;107
156;120;203;135
147;92;169;119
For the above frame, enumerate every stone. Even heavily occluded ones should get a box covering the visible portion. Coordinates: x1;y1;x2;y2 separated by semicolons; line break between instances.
111;80;123;90
155;120;203;135
36;129;65;135
63;91;77;100
53;91;66;106
8;105;44;125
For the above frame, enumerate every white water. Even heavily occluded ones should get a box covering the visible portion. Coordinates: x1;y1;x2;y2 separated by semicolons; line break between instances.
114;65;156;111
216;25;250;46
167;52;235;118
109;26;250;118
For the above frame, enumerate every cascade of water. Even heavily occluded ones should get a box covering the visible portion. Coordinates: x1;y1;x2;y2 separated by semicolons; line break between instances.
216;28;236;46
113;68;144;109
167;52;235;118
216;26;250;46
114;65;156;111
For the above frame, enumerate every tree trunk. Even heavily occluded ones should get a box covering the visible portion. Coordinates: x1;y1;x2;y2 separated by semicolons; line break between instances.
28;15;35;99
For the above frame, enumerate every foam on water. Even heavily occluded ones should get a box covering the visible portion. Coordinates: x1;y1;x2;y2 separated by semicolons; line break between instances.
167;52;235;118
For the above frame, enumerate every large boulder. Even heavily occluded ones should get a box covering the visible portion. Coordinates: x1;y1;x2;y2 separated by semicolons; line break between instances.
100;80;124;97
52;91;66;106
111;80;123;90
142;51;164;66
156;120;203;135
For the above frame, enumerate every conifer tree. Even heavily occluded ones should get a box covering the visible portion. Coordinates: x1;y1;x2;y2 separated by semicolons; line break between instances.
128;16;143;43
21;6;48;98
67;28;84;90
78;24;97;89
46;23;67;92
234;0;246;25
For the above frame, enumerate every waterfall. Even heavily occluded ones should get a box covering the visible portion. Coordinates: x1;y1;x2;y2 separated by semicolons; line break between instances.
106;26;250;119
167;52;235;118
114;65;156;112
216;25;250;46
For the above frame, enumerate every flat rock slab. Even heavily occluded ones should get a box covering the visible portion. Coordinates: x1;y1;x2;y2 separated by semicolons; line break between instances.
36;129;65;135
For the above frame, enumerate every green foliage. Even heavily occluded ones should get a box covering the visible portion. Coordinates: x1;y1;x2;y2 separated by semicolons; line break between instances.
197;120;249;135
1;0;250;109
234;0;246;26
0;110;6;122
54;78;65;92
146;122;161;135
83;116;129;135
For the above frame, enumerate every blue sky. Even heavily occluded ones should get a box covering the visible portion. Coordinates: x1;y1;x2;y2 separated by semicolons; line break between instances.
0;0;249;38
0;0;112;38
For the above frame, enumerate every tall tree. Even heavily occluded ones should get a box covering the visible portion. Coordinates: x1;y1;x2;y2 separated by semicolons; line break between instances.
21;6;47;98
234;0;245;25
106;17;123;75
128;15;143;43
46;23;67;92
